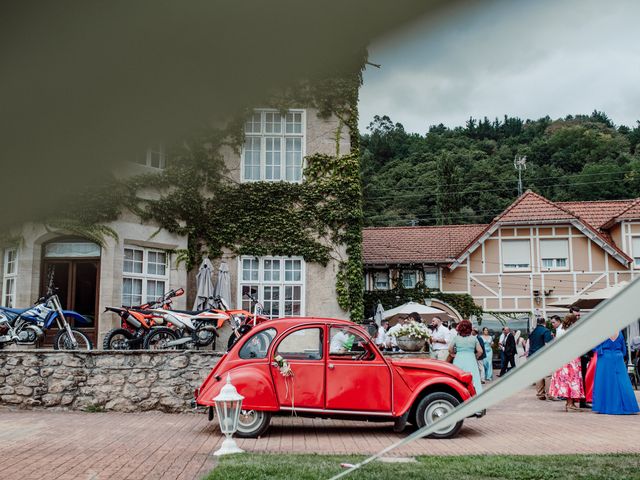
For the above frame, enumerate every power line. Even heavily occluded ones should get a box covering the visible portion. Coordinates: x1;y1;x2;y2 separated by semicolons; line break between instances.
364;173;632;202
362;168;632;195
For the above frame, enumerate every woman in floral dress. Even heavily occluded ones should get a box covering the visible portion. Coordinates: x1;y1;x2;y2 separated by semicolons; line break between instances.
548;314;584;412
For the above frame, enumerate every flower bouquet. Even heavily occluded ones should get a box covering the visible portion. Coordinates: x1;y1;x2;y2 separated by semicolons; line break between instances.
388;321;431;351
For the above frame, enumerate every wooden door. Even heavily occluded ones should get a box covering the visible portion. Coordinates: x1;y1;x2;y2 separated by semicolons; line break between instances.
41;259;100;346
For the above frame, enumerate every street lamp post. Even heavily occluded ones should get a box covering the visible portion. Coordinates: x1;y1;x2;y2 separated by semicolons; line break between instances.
213;373;245;456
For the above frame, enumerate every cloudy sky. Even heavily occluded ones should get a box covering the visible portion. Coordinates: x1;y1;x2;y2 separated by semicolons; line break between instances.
359;0;640;134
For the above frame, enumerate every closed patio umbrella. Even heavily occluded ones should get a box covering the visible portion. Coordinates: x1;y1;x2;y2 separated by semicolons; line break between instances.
213;261;231;310
193;257;215;311
373;301;384;327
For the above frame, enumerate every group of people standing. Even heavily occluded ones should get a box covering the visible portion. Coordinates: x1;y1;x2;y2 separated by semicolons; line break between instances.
374;308;638;416
529;309;639;415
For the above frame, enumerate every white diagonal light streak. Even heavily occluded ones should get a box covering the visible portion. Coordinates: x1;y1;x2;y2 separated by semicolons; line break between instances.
329;278;640;480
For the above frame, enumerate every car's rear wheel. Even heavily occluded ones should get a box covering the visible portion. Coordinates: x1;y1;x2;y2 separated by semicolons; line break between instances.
414;392;463;439
235;410;271;438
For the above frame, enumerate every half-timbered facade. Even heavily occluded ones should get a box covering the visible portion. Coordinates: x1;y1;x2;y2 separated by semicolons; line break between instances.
364;191;640;319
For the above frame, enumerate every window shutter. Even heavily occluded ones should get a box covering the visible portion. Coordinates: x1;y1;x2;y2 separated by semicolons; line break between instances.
502;240;530;266
540;239;569;259
632;237;640;258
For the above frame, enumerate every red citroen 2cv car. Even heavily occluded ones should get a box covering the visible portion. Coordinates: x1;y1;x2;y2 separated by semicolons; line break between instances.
195;318;480;439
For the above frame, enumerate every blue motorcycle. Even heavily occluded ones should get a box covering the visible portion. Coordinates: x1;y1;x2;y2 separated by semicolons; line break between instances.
0;290;93;350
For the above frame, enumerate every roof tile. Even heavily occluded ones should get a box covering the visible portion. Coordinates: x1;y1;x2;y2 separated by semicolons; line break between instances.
557;199;636;228
363;224;487;264
364;191;634;266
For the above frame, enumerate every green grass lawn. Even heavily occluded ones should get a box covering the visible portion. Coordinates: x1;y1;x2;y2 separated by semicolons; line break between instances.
203;453;640;480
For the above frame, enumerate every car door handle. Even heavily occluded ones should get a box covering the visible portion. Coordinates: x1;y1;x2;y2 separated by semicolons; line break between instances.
271;362;278;367
328;364;335;369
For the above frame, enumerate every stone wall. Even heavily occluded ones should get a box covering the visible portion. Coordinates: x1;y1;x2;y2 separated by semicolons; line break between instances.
0;350;221;413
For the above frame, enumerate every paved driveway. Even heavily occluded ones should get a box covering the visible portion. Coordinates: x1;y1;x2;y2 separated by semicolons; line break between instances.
1;387;639;480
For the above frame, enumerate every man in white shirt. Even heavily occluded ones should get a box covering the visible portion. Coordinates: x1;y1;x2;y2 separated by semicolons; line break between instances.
375;320;391;351
550;315;564;337
429;316;450;361
330;328;352;353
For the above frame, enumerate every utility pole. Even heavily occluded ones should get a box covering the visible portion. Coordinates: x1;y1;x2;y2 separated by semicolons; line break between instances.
514;155;527;196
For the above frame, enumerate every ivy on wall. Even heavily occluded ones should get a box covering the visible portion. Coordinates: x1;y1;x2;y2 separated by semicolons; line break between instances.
23;60;367;320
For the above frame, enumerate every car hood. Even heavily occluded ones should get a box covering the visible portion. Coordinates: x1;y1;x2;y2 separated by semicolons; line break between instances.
388;357;472;383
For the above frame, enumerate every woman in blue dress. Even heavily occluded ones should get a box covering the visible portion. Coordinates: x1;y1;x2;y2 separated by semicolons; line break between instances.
449;320;483;394
480;327;494;381
592;332;639;415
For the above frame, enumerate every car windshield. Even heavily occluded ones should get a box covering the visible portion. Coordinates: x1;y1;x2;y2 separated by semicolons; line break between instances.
239;328;276;359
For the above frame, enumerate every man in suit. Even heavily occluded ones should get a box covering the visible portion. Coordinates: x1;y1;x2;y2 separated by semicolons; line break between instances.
499;327;516;376
528;317;554;399
498;327;507;373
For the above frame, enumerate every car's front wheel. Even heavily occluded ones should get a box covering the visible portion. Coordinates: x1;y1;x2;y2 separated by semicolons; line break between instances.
414;392;463;439
235;410;271;438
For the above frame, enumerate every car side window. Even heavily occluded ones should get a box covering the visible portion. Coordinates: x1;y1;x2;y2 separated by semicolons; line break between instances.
239;328;276;359
275;327;323;360
329;327;375;361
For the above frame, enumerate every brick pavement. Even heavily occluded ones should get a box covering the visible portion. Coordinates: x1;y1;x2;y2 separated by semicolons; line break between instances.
0;387;639;480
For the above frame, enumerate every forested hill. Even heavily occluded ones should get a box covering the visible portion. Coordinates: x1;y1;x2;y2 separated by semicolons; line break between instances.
360;112;640;227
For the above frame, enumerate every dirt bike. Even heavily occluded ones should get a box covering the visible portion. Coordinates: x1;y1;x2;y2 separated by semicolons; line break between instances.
102;288;184;350
0;289;92;350
222;293;270;350
142;307;228;350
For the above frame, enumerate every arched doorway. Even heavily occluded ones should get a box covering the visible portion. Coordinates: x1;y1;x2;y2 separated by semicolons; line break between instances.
426;299;464;322
40;239;101;345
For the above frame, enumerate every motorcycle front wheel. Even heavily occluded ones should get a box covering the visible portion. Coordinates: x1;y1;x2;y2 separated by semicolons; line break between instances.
53;328;93;351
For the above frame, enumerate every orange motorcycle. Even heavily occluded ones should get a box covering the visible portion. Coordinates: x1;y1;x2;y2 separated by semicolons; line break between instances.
103;288;184;350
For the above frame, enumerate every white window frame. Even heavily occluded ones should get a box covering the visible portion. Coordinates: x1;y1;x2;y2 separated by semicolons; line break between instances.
135;145;166;169
372;270;389;290
2;248;18;307
122;246;170;306
423;267;439;289
501;239;531;272
241;109;307;183
540;239;569;271
632;237;640;267
402;270;418;289
237;256;306;318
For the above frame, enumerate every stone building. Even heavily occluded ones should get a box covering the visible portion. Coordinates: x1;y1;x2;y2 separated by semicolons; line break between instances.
0;108;351;347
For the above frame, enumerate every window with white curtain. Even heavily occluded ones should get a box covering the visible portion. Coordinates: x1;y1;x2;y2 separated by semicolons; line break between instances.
424;268;439;289
241;110;305;182
2;248;17;307
238;256;305;318
122;247;169;306
402;270;417;289
540;239;569;270
632;237;640;267
502;240;531;270
372;270;389;290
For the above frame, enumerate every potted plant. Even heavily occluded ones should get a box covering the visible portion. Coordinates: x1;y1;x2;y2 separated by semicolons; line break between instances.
389;321;431;352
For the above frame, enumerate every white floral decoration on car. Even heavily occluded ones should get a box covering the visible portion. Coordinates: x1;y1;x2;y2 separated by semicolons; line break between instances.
274;354;293;377
388;321;432;340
